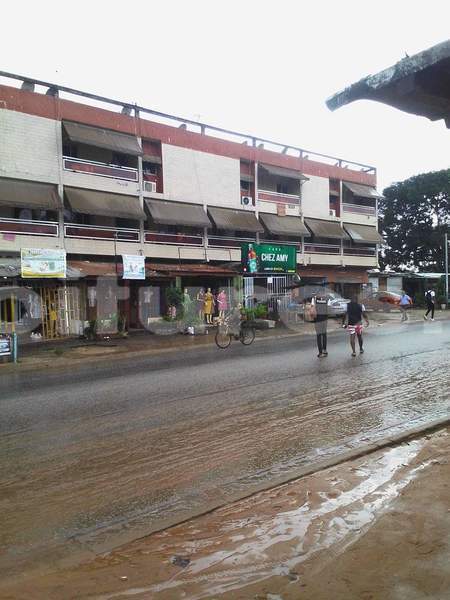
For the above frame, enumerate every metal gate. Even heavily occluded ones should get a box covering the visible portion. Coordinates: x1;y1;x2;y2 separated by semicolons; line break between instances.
243;277;254;308
57;284;86;336
267;275;294;313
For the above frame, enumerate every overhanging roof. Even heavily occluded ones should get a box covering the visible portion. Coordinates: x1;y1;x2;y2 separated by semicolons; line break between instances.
0;178;59;210
259;213;310;237
65;187;146;220
208;206;264;233
145;199;211;228
344;223;384;244
343;182;382;199
327;40;450;128
260;164;308;181
63;121;143;155
304;218;349;239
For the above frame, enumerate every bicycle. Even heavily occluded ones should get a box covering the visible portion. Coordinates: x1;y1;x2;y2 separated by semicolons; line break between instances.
215;316;255;349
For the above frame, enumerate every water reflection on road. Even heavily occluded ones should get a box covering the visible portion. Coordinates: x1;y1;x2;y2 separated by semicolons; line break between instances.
0;323;449;584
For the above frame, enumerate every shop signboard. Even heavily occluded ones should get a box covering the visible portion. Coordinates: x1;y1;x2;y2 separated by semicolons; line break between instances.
241;243;296;274
0;335;12;357
122;255;145;280
21;248;66;278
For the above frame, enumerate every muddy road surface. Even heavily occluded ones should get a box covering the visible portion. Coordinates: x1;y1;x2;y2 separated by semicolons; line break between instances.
1;319;449;584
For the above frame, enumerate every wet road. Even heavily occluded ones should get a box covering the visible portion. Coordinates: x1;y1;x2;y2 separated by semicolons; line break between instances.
1;320;450;584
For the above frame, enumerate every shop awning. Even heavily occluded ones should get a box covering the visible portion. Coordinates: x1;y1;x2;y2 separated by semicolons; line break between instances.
259;213;310;237
0;178;59;210
260;164;308;181
65;187;146;220
63;121;142;156
343;182;382;199
145;199;211;228
304;218;349;239
343;223;384;244
67;260;159;279
240;173;254;183
208;207;264;233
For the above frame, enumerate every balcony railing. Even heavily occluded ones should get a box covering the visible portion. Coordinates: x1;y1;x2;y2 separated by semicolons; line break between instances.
260;238;301;249
342;203;376;216
0;217;59;237
208;235;255;249
304;242;341;254
258;190;300;205
343;246;377;257
63;156;139;182
145;231;204;246
64;224;140;242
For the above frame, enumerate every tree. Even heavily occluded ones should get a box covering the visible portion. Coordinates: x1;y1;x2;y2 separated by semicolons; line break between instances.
379;169;450;271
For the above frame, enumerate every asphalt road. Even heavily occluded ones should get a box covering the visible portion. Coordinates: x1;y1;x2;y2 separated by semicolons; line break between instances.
1;319;450;585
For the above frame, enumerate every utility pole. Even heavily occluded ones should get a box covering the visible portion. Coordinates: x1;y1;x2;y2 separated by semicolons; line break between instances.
445;232;449;307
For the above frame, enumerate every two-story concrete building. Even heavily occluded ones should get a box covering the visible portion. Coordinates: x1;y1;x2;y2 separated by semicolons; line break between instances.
0;72;382;338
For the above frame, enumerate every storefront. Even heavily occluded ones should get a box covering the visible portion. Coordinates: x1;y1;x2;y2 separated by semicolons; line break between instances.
241;242;297;314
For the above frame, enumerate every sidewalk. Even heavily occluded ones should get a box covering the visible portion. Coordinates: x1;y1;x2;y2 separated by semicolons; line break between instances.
3;426;449;599
1;308;449;373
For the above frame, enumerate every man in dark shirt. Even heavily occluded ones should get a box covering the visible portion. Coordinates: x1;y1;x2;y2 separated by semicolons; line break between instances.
313;293;329;358
344;297;369;356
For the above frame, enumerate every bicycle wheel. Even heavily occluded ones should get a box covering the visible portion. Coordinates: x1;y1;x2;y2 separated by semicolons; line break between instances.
240;326;255;345
215;328;232;349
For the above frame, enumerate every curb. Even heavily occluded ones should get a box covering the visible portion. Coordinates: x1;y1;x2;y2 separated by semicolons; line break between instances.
90;414;450;555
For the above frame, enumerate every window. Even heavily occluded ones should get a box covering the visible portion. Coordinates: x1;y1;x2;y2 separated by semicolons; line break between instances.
143;162;159;176
240;180;250;192
277;182;289;195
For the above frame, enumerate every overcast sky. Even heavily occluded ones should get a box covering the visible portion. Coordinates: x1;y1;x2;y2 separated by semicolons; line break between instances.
1;1;449;191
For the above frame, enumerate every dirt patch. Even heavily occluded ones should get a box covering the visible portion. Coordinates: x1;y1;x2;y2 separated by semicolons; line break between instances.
2;429;449;599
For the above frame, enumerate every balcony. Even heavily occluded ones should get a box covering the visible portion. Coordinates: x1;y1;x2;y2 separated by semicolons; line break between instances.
258;190;300;205
64;224;140;242
63;156;138;182
208;235;255;249
0;217;59;237
304;242;341;254
145;231;203;246
342;202;376;216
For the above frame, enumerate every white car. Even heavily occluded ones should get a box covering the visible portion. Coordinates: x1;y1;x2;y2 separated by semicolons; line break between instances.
327;293;350;317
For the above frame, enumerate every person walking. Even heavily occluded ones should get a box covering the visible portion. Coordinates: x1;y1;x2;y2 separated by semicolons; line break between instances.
344;297;369;357
399;290;412;322
312;293;329;358
424;288;435;321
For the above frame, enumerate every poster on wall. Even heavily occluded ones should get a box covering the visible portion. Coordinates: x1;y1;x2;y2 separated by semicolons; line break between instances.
241;243;296;274
21;248;67;278
0;335;12;357
122;255;145;280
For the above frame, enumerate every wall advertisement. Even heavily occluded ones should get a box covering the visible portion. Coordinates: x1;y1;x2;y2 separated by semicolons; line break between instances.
122;255;145;280
21;248;66;278
241;243;297;274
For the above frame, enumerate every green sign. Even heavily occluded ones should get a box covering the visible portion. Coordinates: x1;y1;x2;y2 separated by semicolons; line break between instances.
241;243;297;274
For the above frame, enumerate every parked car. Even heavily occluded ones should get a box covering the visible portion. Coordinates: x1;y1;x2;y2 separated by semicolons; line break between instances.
327;293;351;317
362;291;402;312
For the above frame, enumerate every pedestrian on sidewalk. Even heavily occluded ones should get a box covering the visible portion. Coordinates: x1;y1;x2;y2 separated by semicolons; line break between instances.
312;292;329;358
399;290;413;322
344;297;369;357
424;288;435;321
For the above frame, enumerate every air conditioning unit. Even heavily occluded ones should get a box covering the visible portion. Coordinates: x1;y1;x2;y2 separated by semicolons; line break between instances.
144;181;157;193
241;195;255;208
329;209;336;217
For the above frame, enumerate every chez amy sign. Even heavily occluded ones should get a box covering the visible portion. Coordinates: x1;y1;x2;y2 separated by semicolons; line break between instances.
241;243;297;274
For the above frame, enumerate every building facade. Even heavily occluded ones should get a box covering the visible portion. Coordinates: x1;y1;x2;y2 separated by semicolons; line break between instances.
0;72;382;338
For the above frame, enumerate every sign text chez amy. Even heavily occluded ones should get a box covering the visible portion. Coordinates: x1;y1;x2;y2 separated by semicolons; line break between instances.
241;243;297;274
